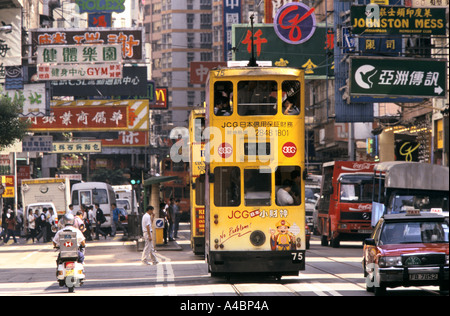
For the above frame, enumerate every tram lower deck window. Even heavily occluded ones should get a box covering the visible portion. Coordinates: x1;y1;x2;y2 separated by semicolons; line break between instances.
244;168;271;206
275;166;301;206
214;167;240;207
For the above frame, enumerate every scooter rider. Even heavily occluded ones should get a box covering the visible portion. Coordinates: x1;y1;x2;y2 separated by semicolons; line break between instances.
52;213;86;264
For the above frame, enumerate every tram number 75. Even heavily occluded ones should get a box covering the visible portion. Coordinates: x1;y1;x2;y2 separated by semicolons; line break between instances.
291;252;304;263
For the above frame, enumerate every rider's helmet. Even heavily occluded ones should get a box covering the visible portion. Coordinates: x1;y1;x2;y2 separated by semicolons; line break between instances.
63;213;75;226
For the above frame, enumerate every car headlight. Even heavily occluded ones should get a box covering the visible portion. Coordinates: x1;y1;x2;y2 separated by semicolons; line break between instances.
446;255;449;265
378;256;402;268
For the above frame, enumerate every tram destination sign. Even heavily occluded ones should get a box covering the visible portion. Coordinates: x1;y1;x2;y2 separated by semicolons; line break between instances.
350;5;446;35
349;57;447;98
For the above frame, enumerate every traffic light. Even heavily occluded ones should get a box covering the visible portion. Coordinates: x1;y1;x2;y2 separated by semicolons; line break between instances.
130;168;141;185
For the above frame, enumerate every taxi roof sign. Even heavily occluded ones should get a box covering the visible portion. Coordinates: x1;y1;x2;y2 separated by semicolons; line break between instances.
406;209;421;216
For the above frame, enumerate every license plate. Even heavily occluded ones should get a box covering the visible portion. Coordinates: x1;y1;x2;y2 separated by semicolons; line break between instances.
66;270;74;277
358;230;372;234
409;273;438;281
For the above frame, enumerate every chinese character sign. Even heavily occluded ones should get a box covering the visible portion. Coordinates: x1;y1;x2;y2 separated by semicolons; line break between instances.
223;0;241;61
37;64;123;81
31;29;143;62
274;2;317;44
350;57;447;98
37;44;121;64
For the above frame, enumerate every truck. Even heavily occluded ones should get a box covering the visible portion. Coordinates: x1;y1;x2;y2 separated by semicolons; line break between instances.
315;161;377;248
21;177;71;222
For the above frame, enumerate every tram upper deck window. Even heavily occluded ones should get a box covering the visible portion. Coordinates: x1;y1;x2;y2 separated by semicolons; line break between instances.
214;81;233;116
282;80;301;116
244;168;271;206
238;81;277;116
214;167;240;207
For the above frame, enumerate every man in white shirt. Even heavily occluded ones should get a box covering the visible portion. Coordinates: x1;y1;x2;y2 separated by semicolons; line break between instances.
277;180;295;206
141;206;159;265
53;213;86;263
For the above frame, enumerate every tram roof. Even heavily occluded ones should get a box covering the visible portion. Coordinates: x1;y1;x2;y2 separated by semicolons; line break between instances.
211;66;304;78
374;161;449;191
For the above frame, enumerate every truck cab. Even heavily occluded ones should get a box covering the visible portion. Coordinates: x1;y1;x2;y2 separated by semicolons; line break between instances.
316;161;377;248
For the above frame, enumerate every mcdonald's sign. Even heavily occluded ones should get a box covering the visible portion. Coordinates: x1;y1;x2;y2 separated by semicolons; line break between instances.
151;87;169;110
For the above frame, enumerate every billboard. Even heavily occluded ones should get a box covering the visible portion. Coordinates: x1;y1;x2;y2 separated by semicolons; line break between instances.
37;63;123;81
37;44;122;64
223;0;241;61
350;57;447;98
51;66;148;97
233;24;334;77
31;28;144;62
350;5;446;35
26;100;149;132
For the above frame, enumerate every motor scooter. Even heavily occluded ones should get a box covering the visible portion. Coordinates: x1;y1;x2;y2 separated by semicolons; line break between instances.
55;230;85;293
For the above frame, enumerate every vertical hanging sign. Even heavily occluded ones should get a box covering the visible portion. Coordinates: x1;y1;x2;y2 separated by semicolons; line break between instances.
223;0;241;61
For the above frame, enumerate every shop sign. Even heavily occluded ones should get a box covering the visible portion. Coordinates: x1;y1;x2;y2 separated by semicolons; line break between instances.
26;100;149;132
25;105;129;131
102;131;149;147
274;2;316;44
37;44;122;64
350;5;446;35
22;136;53;152
233;24;333;77
37;63;123;81
75;0;125;14
51;66;147;97
350;57;447;98
1;83;47;117
52;141;102;154
31;28;144;62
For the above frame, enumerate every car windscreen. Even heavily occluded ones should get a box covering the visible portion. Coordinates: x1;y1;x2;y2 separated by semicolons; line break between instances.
379;220;449;245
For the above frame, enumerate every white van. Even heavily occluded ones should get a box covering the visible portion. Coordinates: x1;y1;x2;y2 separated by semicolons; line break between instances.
71;182;116;230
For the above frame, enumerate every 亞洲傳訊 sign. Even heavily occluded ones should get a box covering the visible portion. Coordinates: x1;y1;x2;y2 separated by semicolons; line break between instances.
350;57;447;99
37;64;122;81
37;44;122;64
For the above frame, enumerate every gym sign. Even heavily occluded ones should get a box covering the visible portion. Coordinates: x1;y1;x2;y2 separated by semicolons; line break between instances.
350;57;447;99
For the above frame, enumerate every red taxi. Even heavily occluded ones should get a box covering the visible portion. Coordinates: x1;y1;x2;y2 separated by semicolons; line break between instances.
363;211;449;295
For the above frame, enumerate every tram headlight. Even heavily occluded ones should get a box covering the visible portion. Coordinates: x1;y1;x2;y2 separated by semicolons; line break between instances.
214;214;219;224
446;254;449;265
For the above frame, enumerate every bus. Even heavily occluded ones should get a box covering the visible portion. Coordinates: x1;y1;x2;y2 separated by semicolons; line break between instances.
372;161;449;226
189;108;206;255
204;66;306;277
160;158;190;221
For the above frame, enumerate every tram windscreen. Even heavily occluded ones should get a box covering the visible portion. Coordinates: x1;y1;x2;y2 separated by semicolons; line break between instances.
237;81;277;116
214;167;240;207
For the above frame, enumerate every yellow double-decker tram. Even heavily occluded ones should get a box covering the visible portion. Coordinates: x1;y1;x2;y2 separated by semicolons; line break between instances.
204;66;306;277
189;108;206;255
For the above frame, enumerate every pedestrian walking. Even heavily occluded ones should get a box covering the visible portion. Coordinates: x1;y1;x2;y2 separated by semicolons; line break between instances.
159;202;168;244
141;206;159;265
111;203;127;239
4;212;18;244
26;209;37;243
173;199;181;239
167;198;175;241
94;203;107;239
36;209;48;243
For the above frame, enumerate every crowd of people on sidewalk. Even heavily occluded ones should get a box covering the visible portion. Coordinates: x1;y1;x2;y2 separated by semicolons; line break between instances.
1;197;183;247
0;202;129;245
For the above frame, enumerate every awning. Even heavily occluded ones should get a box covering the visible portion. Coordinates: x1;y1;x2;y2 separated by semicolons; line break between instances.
143;176;178;187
